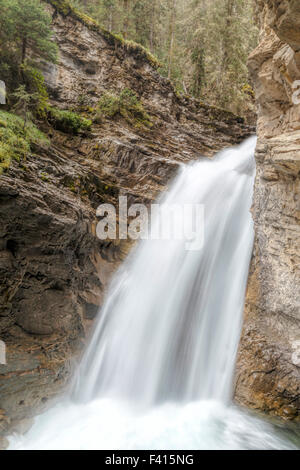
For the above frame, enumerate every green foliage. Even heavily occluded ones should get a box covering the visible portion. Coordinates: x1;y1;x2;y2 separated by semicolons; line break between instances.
96;88;152;128
118;88;151;127
183;0;259;115
5;67;92;136
0;0;57;99
49;0;73;16
12;85;40;127
118;39;161;69
69;0;258;117
22;64;50;117
47;107;92;134
97;92;120;119
0;0;258;118
0;0;58;65
0;110;49;175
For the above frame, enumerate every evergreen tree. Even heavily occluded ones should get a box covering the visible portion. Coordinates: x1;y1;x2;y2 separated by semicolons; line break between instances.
167;0;177;79
0;0;57;66
12;85;40;129
70;0;258;116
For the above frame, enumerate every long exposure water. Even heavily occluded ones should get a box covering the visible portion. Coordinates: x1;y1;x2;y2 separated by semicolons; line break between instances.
9;137;299;450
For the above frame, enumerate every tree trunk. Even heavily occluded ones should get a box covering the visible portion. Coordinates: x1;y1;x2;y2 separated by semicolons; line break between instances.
149;0;156;52
108;5;113;32
222;0;235;74
123;0;130;39
167;0;177;80
21;37;27;64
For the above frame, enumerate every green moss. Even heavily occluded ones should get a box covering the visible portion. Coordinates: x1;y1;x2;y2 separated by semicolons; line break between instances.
0;111;49;175
48;0;72;15
69;182;76;192
41;171;50;182
47;107;92;134
118;39;161;69
242;83;255;98
0;144;14;174
96;88;151;128
46;0;161;69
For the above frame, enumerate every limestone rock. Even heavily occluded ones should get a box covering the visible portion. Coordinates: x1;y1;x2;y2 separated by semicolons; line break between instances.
236;0;300;420
0;1;252;438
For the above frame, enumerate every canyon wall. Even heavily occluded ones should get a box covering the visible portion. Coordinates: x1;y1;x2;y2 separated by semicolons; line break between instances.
236;0;300;420
0;0;251;445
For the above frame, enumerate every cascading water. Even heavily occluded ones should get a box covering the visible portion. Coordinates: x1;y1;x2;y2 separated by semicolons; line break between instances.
8;137;299;450
73;137;256;406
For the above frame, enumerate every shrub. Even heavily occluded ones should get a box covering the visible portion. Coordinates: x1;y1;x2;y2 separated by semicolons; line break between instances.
96;88;151;128
22;64;49;118
47;107;92;134
10;65;91;135
0;110;49;175
96;93;120;119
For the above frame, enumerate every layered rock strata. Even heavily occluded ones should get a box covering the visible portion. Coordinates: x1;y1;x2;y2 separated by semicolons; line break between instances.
0;0;252;440
236;0;300;420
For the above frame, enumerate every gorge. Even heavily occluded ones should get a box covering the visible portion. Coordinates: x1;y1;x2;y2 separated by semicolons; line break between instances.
0;0;299;450
7;137;298;450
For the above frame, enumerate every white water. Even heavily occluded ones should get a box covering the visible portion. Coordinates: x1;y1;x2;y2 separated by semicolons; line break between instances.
74;137;256;406
8;137;298;450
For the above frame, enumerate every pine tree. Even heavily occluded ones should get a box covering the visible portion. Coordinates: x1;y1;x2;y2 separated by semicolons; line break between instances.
69;0;258;116
183;0;258;114
167;0;177;79
0;0;57;66
12;85;40;129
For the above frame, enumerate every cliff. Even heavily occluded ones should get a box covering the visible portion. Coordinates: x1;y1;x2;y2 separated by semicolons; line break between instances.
236;0;300;420
0;0;251;444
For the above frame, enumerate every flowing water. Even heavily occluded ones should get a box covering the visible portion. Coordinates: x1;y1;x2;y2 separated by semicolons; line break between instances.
8;137;299;450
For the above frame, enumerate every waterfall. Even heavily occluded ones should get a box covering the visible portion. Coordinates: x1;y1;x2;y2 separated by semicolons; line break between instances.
9;137;298;450
73;136;256;406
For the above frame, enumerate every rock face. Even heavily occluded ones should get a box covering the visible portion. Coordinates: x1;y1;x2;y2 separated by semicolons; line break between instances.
0;1;252;439
235;0;300;420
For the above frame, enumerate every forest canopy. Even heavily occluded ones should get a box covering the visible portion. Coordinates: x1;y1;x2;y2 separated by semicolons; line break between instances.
0;0;258;118
71;0;259;116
